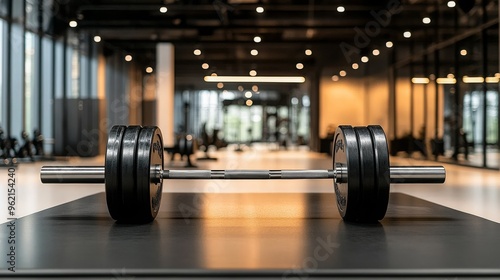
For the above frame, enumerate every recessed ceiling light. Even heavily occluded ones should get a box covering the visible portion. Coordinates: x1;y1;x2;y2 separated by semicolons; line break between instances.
202;63;209;69
403;31;411;38
125;55;132;62
211;72;217;76
386;41;393;48
331;75;339;82
352;63;359;70
217;83;224;89
159;6;168;13
305;49;312;56
245;91;253;98
246;99;253;106
447;1;456;8
194;49;201;56
422;17;431;24
372;49;380;56
337;6;345;13
254;36;261;43
69;20;77;27
339;70;347;77
256;6;264;13
460;49;467;56
93;35;101;43
249;70;257;76
252;85;259;92
361;56;369;63
146;67;153;73
250;49;259;56
296;63;304;70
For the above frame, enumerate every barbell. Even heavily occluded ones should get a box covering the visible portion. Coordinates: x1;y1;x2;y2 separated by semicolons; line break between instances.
40;125;446;223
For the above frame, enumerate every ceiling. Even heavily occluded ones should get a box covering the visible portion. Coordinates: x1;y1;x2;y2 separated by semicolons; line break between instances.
57;0;498;89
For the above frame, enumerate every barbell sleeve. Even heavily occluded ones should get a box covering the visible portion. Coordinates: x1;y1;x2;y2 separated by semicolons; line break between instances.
40;165;445;184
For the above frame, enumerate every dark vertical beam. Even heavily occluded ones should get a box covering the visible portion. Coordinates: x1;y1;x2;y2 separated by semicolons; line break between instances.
62;29;68;153
51;36;56;146
452;8;460;161
21;0;26;131
37;0;44;131
481;0;488;167
434;49;440;160
5;0;12;136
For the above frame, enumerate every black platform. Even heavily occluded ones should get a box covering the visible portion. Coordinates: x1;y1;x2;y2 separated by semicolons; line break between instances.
1;192;500;278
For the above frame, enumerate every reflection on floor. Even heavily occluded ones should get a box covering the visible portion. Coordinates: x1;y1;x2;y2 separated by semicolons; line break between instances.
0;146;499;224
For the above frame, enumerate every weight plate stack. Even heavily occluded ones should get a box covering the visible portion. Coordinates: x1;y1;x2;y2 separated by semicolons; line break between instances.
105;125;127;221
136;126;164;223
367;125;390;220
120;126;142;222
333;125;361;221
354;127;377;222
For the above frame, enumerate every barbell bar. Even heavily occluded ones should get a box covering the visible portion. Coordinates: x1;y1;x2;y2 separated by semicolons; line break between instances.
39;125;446;223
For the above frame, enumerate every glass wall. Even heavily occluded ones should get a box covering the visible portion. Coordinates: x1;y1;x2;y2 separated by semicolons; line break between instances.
391;2;499;169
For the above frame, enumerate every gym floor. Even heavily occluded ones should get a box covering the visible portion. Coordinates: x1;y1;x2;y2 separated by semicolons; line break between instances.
1;146;500;225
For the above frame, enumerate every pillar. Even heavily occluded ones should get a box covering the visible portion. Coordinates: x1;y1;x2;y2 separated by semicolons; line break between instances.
156;43;175;147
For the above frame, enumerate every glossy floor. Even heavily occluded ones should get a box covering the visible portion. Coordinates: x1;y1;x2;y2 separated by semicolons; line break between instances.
1;146;499;224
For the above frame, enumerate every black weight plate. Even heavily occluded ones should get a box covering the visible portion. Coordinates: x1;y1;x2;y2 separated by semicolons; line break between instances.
105;125;127;221
354;127;377;222
136;126;164;223
119;126;142;222
333;125;361;221
368;125;390;220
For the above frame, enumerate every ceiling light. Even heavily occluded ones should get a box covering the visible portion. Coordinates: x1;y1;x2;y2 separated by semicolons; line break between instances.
249;70;257;76
486;77;499;83
245;91;253;98
204;76;306;83
159;6;168;13
422;17;431;24
238;86;244;91
337;6;345;13
194;49;201;56
246;99;253;106
447;73;455;78
372;49;380;56
252;85;259;92
254;36;261;43
361;56;369;63
463;76;484;83
217;83;224;89
460;49;467;56
202;63;209;69
386;41;393;48
436;78;456;84
256;6;264;13
211;72;217;76
250;49;258;56
305;49;312;56
339;70;347;77
403;31;411;38
125;55;132;62
296;63;304;70
93;35;101;43
352;63;359;70
447;1;456;8
331;75;339;82
69;20;77;28
146;67;153;73
411;78;430;84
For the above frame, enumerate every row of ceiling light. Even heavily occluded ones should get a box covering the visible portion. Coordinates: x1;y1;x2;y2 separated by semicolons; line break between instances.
331;0;463;82
412;74;500;84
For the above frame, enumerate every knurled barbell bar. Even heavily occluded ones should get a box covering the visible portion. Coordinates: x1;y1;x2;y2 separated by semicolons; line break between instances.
40;125;446;223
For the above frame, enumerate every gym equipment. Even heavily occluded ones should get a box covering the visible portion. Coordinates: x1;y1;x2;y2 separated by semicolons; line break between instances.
40;125;446;223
